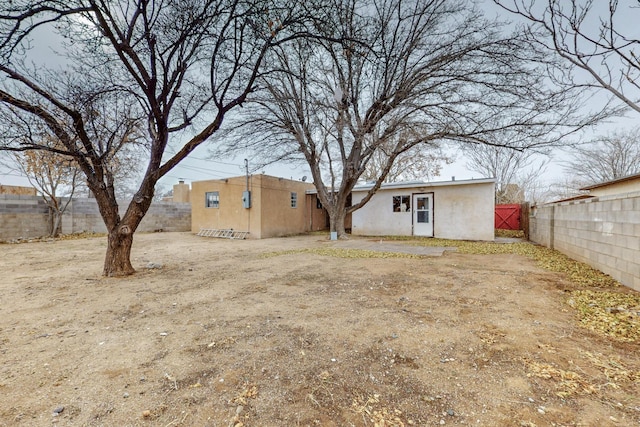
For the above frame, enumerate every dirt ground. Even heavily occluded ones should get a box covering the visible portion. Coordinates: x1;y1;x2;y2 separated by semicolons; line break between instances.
1;232;638;427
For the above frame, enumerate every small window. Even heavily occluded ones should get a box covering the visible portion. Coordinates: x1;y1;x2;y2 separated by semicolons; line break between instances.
205;191;219;208
291;192;298;208
393;195;410;212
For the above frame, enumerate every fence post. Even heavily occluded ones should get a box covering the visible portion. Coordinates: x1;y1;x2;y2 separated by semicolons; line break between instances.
549;204;555;250
520;202;530;240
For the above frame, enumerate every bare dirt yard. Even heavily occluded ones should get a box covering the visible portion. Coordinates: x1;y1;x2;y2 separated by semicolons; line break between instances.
1;232;639;426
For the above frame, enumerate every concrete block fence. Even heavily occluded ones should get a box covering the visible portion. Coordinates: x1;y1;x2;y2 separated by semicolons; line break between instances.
530;191;640;291
0;195;51;239
0;195;191;241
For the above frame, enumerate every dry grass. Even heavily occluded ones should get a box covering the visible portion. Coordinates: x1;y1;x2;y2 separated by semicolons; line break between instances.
524;350;640;402
495;229;525;238
569;290;640;342
582;351;640;386
351;394;408;427
409;237;639;343
408;238;619;288
295;234;639;343
524;358;597;398
1;231;106;244
262;247;425;259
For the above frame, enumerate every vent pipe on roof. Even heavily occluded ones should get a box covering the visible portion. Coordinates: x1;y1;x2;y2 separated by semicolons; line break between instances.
452;176;455;181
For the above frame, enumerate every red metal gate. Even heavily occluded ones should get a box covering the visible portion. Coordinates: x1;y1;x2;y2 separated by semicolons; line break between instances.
495;204;521;230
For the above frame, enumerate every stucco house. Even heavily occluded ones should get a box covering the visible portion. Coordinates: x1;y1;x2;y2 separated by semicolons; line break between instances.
191;174;320;239
0;184;36;196
579;172;640;197
351;178;495;241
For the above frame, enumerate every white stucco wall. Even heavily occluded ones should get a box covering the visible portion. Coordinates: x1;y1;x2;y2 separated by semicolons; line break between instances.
351;180;495;241
351;189;414;236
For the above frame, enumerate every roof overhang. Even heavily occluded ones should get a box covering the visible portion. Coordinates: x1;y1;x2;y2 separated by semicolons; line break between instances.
305;178;495;194
579;172;640;191
351;177;495;192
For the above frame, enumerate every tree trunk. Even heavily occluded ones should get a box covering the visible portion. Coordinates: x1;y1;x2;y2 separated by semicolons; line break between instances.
50;209;62;238
46;207;55;238
329;208;347;239
103;225;136;277
89;175;155;276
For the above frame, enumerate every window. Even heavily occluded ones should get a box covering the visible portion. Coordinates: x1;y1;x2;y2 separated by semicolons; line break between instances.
392;195;410;212
416;196;429;223
291;192;298;208
205;191;219;208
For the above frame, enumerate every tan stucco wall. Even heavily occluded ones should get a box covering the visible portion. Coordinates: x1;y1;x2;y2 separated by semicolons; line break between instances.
351;181;495;241
191;176;254;235
258;175;315;238
590;179;640;197
191;175;314;239
172;182;191;203
0;185;36;196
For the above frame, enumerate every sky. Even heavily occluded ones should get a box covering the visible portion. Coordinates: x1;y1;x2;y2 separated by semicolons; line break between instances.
152;112;636;196
1;0;637;194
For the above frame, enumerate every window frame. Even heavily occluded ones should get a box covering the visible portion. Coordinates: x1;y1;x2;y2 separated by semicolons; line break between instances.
290;192;298;208
392;195;411;212
205;191;219;208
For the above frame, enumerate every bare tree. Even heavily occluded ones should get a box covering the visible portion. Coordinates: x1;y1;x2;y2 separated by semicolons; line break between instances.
361;138;453;183
226;0;593;237
465;141;549;204
0;0;313;275
563;127;640;186
544;176;588;202
494;0;640;115
520;175;557;205
5;134;80;237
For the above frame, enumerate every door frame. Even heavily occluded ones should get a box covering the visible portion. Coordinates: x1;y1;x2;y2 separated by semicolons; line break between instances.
412;192;434;237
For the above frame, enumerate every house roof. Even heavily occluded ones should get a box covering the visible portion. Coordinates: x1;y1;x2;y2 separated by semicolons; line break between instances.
351;177;495;192
579;172;640;191
193;173;312;186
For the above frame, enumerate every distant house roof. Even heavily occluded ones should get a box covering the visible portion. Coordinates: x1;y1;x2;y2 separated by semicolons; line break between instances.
579;172;640;191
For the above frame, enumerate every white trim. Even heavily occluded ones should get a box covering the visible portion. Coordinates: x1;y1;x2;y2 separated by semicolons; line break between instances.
353;178;494;192
305;178;495;194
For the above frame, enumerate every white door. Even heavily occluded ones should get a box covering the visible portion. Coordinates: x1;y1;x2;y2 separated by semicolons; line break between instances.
413;193;433;236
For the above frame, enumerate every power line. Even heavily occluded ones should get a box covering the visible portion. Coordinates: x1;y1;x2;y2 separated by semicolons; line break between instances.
0;172;28;178
175;163;235;175
163;148;243;167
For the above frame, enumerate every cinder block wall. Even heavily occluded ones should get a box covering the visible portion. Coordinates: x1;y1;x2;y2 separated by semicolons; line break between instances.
0;195;50;239
0;196;191;240
136;201;191;232
70;198;107;233
70;199;192;233
529;204;553;248
530;192;640;291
